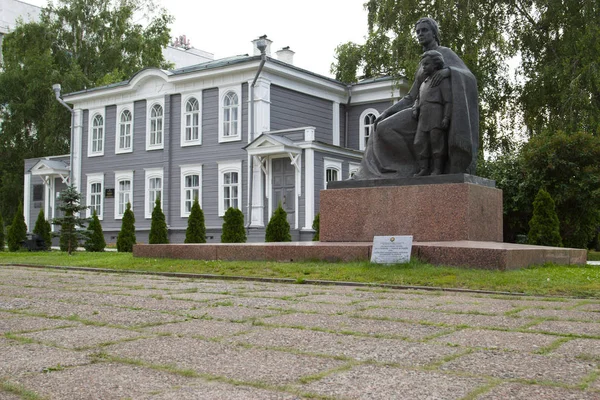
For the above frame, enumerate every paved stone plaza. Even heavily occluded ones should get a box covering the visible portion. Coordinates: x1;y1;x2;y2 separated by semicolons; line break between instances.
0;265;599;399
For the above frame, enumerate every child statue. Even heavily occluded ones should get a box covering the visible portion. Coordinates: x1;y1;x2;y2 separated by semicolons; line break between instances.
412;50;452;176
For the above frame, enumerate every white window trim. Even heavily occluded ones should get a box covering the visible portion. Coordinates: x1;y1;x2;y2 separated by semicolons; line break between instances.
359;108;380;151
349;162;361;179
218;85;242;143
144;168;163;219
86;172;104;219
114;170;134;220
180;164;203;217
180;93;202;147
116;104;134;154
88;109;105;157
324;158;343;188
146;98;165;151
218;160;242;216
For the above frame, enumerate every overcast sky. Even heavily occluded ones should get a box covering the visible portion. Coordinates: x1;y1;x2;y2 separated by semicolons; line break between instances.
24;0;370;78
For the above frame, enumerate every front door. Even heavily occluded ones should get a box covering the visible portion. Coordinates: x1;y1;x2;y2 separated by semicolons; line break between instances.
271;158;295;227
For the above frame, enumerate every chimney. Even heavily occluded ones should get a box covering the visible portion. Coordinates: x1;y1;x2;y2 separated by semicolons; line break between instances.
252;35;272;57
275;46;295;65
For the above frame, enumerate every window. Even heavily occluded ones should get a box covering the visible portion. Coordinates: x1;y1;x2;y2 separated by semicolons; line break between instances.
33;184;44;201
182;96;201;146
144;168;163;218
180;165;202;217
324;158;342;188
89;111;105;156
359;108;380;151
146;100;164;150
114;171;133;219
218;161;242;216
218;86;242;142
117;108;133;153
86;173;104;219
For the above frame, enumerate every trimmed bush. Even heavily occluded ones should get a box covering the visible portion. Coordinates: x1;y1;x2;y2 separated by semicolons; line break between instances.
84;209;106;252
149;197;168;244
528;188;563;247
7;203;27;251
0;213;4;251
185;197;206;243
53;185;89;254
265;203;291;242
33;209;52;250
312;213;320;241
117;202;136;252
221;207;246;243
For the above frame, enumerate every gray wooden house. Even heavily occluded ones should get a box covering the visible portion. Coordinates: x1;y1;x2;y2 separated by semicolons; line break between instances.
23;38;406;243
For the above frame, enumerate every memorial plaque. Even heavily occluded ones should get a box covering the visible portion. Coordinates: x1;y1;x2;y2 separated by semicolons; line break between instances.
370;236;413;264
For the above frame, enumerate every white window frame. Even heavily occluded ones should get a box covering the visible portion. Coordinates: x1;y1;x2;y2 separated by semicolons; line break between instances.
86;172;104;219
181;94;202;147
146;99;165;150
218;85;242;143
180;164;203;217
359;108;380;151
218;160;242;216
88;109;105;157
116;104;134;154
324;158;343;188
349;162;361;179
114;170;134;220
144;168;163;219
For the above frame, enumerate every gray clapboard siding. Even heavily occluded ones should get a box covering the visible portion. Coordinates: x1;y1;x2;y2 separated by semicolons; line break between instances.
346;101;392;150
270;85;333;144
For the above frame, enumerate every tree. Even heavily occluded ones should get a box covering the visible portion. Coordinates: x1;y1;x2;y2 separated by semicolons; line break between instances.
117;202;136;252
528;189;562;247
265;204;292;242
185;198;206;243
221;208;246;243
7;204;27;252
53;185;89;254
149;198;168;244
84;209;106;252
33;209;52;250
0;0;173;226
312;213;320;241
0;213;4;250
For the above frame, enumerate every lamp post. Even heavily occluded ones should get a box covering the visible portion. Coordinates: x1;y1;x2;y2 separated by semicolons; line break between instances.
52;84;74;185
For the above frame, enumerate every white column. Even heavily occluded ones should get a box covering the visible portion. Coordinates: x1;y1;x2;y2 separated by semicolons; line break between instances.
23;173;31;231
253;77;271;137
72;109;84;190
250;156;265;227
303;148;315;230
332;101;340;146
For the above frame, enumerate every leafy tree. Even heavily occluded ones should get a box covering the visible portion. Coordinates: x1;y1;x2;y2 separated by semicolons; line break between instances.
7;204;27;252
528;189;562;247
221;208;246;243
52;185;89;254
0;0;173;226
312;213;320;241
265;204;292;242
117;202;136;252
185;197;206;243
84;209;106;252
149;198;168;244
0;213;4;250
33;209;52;250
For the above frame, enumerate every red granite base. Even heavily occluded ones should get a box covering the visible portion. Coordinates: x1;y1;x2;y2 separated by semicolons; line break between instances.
133;241;586;270
320;183;503;242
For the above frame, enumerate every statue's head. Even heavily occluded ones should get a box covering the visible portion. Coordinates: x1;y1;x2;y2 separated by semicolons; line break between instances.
415;17;440;46
421;50;445;70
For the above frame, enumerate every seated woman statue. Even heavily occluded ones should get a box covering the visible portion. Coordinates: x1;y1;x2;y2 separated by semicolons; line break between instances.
352;17;479;179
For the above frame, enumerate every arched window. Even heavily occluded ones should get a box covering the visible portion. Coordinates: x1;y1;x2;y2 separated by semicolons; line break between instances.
184;97;200;143
223;91;239;138
149;103;163;147
118;109;132;151
91;114;104;154
359;108;380;151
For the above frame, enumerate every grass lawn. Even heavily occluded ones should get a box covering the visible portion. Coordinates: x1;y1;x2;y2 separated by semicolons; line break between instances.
1;250;598;298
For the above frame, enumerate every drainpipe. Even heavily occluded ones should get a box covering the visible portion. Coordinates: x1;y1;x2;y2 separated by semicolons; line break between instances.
344;84;352;148
52;84;75;186
246;38;268;230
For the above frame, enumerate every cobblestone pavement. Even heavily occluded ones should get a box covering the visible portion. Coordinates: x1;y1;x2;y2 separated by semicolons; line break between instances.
0;265;599;400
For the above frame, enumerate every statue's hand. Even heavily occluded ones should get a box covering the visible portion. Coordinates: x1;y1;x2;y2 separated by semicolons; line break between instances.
430;68;450;87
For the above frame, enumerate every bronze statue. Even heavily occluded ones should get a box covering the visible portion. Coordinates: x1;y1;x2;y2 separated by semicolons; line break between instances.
353;17;479;179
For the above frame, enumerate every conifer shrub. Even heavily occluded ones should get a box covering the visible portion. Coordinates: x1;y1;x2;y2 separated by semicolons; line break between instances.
185;197;206;243
149;197;168;244
7;204;27;251
221;207;246;243
33;209;52;250
528;188;563;247
265;203;291;242
84;209;106;252
0;213;5;251
53;185;89;254
312;213;320;241
117;202;136;252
